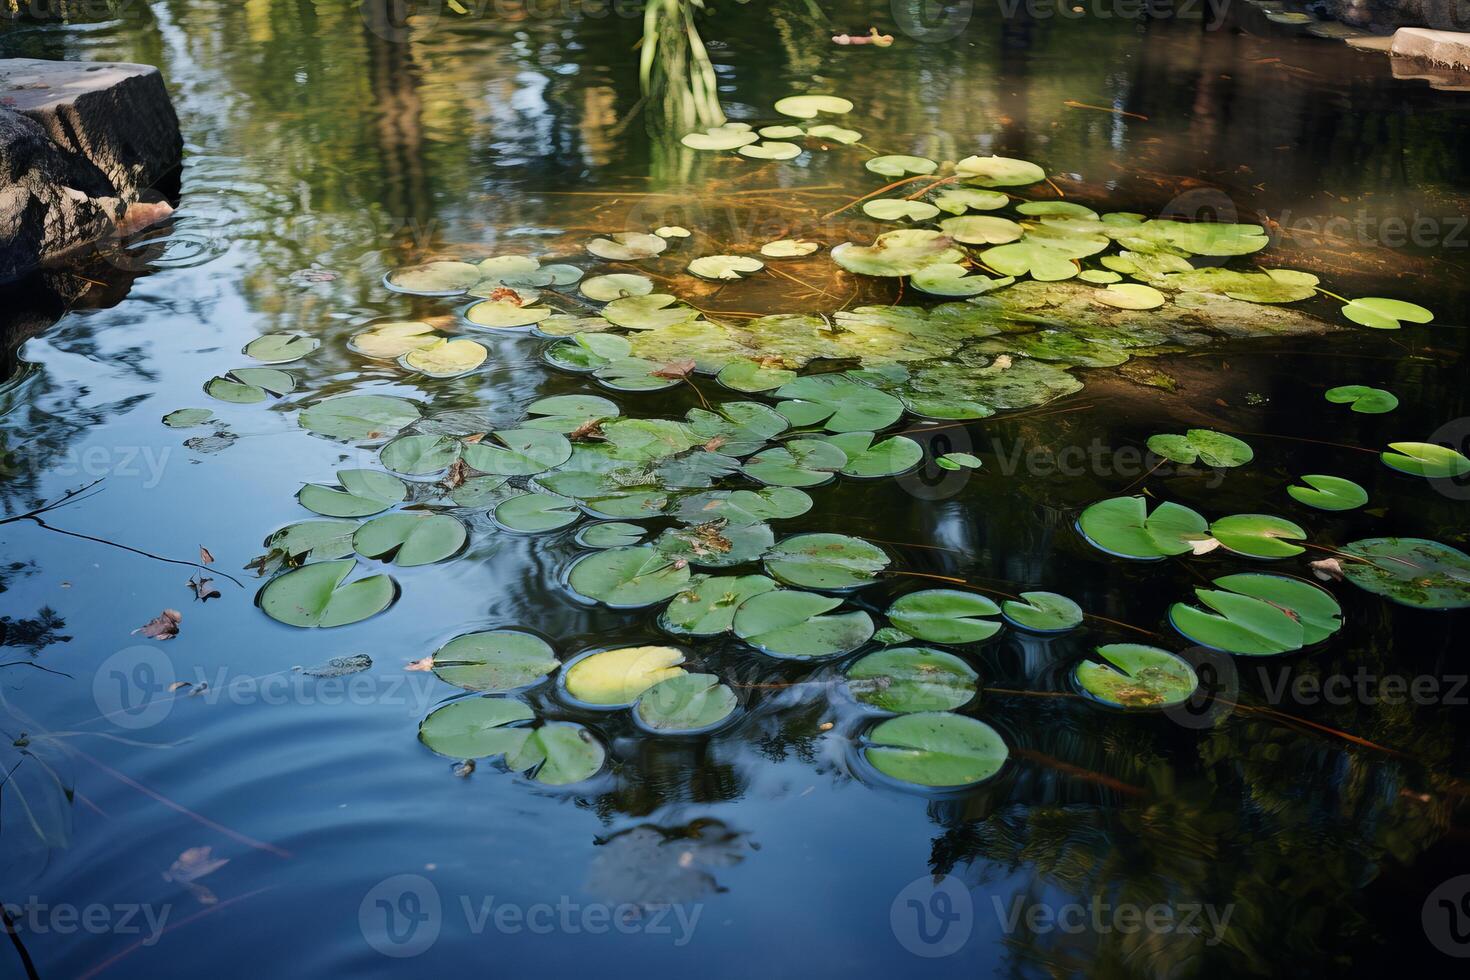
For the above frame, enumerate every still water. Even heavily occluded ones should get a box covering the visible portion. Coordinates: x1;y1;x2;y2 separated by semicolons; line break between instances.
2;2;1469;977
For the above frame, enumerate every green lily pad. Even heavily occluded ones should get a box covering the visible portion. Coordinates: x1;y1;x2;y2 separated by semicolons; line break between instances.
244;333;319;363
659;574;779;636
379;434;461;475
353;512;466;566
909;264;1014;297
576;522;646;549
1001;591;1083;633
431;631;560;693
1146;429;1254;467
464;300;552;330
504;722;606;784
418;697;534;758
1325;385;1397;414
1288;475;1368;511
862;199;939;222
955;155;1045;187
716;358;798;393
807;124;861;143
461;428;573;476
887;589;1002;643
448;475;511;508
586;232;668;261
1208;514;1307;558
763;532;889;591
634;673;738;733
865;154;937;177
1077;496;1209;560
494;491;581;533
581;273;654;302
845;647;977;713
1341;297;1433;330
683;401;788;455
687;255;765;281
568;546;692;608
299;394;421;442
257;520;358;568
832;230;964;277
563;645;687;706
259;559;395;628
933;188;1009;213
978;240;1080;281
774;375;904;432
742;439;847;487
670;487;813;525
760;239;819;258
758;125;805;139
1074;644;1198;709
1095;283;1166;310
1380;442;1470;478
205;368;295;403
1138;219;1269;257
536;470;668;519
1170;573;1340;654
937;452;982;471
1340;537;1470;610
773;94;853;118
1016;201;1097;219
681;125;760;151
938;215;1023;244
384;260;481;296
1079;269;1122;284
602;294;699;331
739;141;802;160
863;713;1008;787
539;263;585;285
732;590;874;659
163;408;213;428
298;469;408;518
654;521;775;568
401;338;487;378
823;431;922;478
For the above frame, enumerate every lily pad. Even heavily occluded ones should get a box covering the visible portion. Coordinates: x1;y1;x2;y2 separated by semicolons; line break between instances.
654;521;775;568
378;434;460;475
299;394;421;442
1341;297;1433;330
863;713;1008;787
1325;385;1397;414
256;520;358;569
824;431;923;478
634;673;738;733
670;487;812;525
1288;474;1368;511
244;333;319;363
350;321;442;359
418;697;534;758
581;273;654;302
845;647;978;713
1079;269;1122;284
1001;591;1083;633
430;631;560;693
1077;496;1208;559
1094;283;1166;310
773;94;853;118
739;141;802;160
563;645;687;706
758;125;805;139
774;375;904;432
938;215;1023;245
1339;537;1470;610
464;299;552;330
864;199;942;222
887;590;1002;644
576;522;645;548
760;239;819;258
205;368;295;403
163;408;213;428
568;546;692;608
461;429;572;476
977;240;1081;281
732;590;874;659
937;452;982;471
1074;644;1198;709
298;469;408;518
659;574;779;636
353;512;467;566
955;155;1045;187
763;532;889;591
494;491;581;533
259;559;395;628
654;226;690;239
402;338;487;378
587;232;668;261
504;722;606;784
603;294;700;330
807;124;862;143
932;188;1009;213
1171;573;1340;654
832;230;964;277
742;439;847;487
681;125;759;151
716;358;798;393
688;255;765;281
1146;429;1254;467
1208;514;1307;558
910;264;1014;297
1380;442;1470;478
385;260;480;296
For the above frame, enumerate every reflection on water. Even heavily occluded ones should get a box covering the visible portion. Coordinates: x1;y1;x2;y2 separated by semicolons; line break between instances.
1;2;1469;977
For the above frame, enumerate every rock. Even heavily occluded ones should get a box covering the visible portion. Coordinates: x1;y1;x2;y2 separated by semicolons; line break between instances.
0;59;181;282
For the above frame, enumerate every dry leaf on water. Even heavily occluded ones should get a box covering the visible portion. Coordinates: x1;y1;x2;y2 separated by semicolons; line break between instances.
199;545;215;564
652;359;696;380
163;845;228;905
1310;557;1344;581
406;656;435;672
133;609;182;640
453;759;476;778
187;574;221;602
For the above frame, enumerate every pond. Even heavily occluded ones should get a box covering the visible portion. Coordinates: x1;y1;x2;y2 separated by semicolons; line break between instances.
2;2;1469;976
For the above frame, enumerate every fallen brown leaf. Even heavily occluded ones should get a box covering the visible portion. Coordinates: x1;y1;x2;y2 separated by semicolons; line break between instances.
163;845;228;905
199;545;215;564
1310;557;1344;581
570;418;605;440
133;609;181;640
703;435;727;452
652;359;696;380
442;458;470;491
461;432;487;445
406;656;435;672
187;574;220;603
453;759;476;778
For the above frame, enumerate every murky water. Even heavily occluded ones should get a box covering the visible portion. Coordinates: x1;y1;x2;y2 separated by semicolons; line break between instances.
2;3;1469;977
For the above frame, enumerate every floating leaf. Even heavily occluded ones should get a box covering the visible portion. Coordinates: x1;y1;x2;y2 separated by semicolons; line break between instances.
758;124;805;139
494;492;580;532
402;338;487;378
845;647;977;713
732;590;874;658
527;394;619;428
739;141;802;160
681;125;759;151
205;368;295;404
932;188;1009;213
349;321;442;359
763;532;888;590
298;469;407;518
581;273;653;302
379;434;460;475
774;375;904;432
254;520;358;571
163;408;213;428
716;358;797;393
299;394;421;442
1137;219;1269;257
655;521;774;567
576;522;645;548
634;673;737;733
671;487;812;525
936;452;981;471
1324;385;1397;414
978;240;1082;281
823;431;922;478
743;439;847;487
955;155;1044;187
832;229;964;277
1339;537;1470;610
659;574;779;635
887;589;1001;643
259;559;395;627
504;722;606;784
1341;297;1433;330
464;300;552;330
1170;573;1340;654
863;199;941;222
1380;442;1470;478
385;260;480;296
938;215;1023;244
863;713;1008;787
807;123;861;143
1079;269;1122;284
1074;644;1198;709
910;264;1013;297
1077;496;1208;560
602;294;700;330
461;428;572;476
418;697;534;758
1094;283;1166;310
1208;514;1307;558
654;226;691;239
687;255;765;281
1288;474;1368;511
431;631;560;693
587;232;668;261
353;513;467;566
568;546;692;607
760;239;819;258
564;645;687;706
244;333;319;364
774;94;853;118
1001;591;1083;633
1146;429;1253;467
